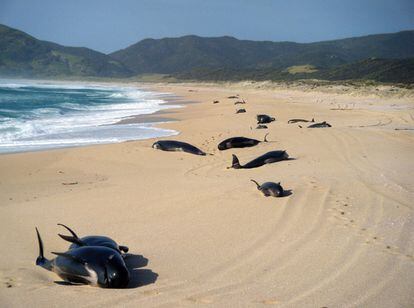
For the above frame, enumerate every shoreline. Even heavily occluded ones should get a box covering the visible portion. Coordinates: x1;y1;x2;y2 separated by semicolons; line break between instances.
0;81;194;155
113;96;199;126
1;81;413;307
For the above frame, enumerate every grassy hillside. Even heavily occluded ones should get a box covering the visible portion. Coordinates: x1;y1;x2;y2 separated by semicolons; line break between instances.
316;58;414;83
175;58;414;84
0;24;132;78
110;31;414;74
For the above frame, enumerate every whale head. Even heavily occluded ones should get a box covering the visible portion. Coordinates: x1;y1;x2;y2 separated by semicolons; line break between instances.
103;254;130;288
152;142;161;150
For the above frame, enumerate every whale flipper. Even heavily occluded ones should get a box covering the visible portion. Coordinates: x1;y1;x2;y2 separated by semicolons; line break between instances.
51;252;87;265
118;245;129;253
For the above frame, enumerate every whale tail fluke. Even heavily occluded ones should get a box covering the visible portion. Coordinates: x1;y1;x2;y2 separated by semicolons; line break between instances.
35;227;52;271
231;154;242;169
57;223;85;246
263;133;269;142
58;234;84;246
57;223;79;238
250;179;261;189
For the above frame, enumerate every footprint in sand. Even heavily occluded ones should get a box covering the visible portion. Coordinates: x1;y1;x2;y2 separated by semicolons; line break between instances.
255;298;280;305
1;276;19;288
329;199;400;252
343;221;414;262
186;296;213;304
142;289;161;296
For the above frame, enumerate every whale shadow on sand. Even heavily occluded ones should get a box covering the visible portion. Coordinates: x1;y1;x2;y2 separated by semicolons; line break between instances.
124;253;158;289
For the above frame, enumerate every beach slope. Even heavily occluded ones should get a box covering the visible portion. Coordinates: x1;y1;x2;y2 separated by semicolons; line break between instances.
1;82;413;307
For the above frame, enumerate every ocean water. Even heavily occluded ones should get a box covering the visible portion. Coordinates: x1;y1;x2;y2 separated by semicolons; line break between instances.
0;80;180;154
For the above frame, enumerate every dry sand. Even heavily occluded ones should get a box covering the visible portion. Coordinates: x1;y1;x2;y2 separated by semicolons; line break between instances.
0;81;413;307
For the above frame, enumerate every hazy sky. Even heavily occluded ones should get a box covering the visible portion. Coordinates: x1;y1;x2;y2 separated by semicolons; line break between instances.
1;0;413;53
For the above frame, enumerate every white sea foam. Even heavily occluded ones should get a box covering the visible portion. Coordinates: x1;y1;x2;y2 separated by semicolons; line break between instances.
0;124;179;154
0;79;180;153
0;79;119;91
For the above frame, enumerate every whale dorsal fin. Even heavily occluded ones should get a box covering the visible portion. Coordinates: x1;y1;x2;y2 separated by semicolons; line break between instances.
51;252;87;265
231;154;241;169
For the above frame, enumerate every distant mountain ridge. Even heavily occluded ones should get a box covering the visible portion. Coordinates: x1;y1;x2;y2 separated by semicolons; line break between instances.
0;24;132;77
0;23;413;83
110;31;414;74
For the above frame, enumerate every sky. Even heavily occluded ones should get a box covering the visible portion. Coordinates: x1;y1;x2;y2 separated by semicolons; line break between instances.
0;0;413;54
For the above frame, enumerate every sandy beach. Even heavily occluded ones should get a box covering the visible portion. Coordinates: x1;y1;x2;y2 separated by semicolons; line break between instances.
1;81;413;307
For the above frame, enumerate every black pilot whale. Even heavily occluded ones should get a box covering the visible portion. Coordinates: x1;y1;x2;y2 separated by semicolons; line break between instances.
35;228;130;288
257;114;275;124
288;118;314;124
152;140;206;156
308;121;332;128
251;179;285;197
57;223;129;255
218;134;269;151
230;150;290;169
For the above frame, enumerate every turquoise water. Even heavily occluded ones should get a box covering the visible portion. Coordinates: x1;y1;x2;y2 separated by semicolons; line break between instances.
0;80;179;153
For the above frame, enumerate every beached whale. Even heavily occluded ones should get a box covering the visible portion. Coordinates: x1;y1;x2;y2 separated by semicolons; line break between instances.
35;228;130;288
257;114;275;124
251;179;285;197
236;108;246;113
230;150;290;169
308;121;331;128
288;118;314;124
57;223;128;255
218;134;268;150
152;140;206;156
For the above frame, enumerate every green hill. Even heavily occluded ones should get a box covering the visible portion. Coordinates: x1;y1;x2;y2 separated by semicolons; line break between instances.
316;58;414;83
0;24;132;78
176;58;414;84
110;31;414;74
1;23;413;83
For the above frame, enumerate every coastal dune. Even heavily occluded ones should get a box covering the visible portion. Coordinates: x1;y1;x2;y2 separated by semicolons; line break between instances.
0;82;413;307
